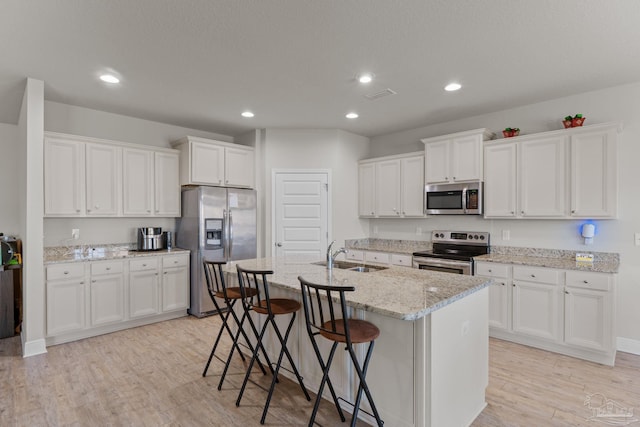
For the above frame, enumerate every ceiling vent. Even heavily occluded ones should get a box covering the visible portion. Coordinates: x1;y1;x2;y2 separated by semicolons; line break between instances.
364;88;397;101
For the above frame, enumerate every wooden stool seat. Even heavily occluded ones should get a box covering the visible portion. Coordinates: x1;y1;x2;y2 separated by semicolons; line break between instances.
320;319;380;344
215;286;258;300
252;298;301;315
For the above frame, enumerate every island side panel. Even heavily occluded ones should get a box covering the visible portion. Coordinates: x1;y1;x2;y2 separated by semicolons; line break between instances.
360;309;416;427
430;287;489;427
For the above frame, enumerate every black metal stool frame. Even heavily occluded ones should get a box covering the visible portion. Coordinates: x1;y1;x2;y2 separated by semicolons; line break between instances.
201;260;269;389
299;276;384;427
235;265;311;424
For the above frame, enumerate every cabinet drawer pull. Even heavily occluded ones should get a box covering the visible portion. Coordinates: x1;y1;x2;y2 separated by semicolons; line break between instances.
488;269;492;273
106;267;111;271
64;271;69;275
530;274;536;278
142;264;147;267
174;260;178;264
164;271;168;274
583;280;588;284
79;281;84;284
92;280;96;283
499;282;505;286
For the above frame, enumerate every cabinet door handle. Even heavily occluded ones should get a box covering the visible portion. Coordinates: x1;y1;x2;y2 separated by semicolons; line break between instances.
79;281;84;284
445;177;448;180
583;280;588;284
370;211;374;215
512;283;516;287
164;271;168;274
572;210;576;214
92;280;96;283
521;210;525;214
488;269;492;273
106;267;111;271
453;176;456;180
510;211;514;215
565;290;569;294
402;211;406;215
64;271;69;275
499;282;505;286
142;264;147;267
531;274;536;278
76;209;80;213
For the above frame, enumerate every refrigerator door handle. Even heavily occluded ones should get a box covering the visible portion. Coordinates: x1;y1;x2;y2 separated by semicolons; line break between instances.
223;209;228;258
229;210;234;259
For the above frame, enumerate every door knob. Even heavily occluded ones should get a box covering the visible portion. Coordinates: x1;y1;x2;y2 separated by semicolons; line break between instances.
276;242;282;247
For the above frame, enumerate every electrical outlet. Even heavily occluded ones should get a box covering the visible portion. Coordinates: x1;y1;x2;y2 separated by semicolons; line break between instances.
373;225;379;235
72;229;80;240
416;227;422;236
461;320;470;336
635;232;640;246
502;230;510;241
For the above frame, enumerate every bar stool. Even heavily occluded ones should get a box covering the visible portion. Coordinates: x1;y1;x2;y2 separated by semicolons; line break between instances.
235;265;311;424
298;276;384;427
201;260;268;390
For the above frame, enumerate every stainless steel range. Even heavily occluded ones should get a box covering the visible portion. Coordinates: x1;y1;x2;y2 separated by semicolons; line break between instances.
412;230;490;275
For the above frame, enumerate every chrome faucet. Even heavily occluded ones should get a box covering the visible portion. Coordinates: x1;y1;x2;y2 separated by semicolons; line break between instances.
326;240;347;270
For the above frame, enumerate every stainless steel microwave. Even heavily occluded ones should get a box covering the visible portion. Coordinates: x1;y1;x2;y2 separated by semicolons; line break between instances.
425;181;483;215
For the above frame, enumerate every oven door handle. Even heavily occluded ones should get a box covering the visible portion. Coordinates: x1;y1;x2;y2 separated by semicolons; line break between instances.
413;257;471;269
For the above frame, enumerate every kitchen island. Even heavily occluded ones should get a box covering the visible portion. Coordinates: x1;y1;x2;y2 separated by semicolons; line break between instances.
222;256;491;427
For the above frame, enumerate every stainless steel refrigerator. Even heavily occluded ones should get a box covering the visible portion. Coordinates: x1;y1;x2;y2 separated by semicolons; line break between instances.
177;186;257;317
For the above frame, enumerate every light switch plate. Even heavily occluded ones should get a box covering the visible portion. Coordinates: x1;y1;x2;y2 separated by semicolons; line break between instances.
72;229;80;240
502;230;510;241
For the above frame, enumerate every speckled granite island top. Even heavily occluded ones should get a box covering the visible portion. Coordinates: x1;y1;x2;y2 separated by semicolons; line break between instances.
222;256;490;321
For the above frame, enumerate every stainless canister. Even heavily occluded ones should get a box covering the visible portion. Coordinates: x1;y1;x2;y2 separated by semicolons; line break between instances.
163;231;173;250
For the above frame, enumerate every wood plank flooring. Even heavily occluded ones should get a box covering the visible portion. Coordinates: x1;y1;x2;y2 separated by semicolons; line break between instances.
1;315;638;426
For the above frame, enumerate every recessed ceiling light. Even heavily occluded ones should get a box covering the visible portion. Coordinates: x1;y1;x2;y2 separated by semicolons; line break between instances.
241;111;255;118
346;112;359;119
358;73;374;84
99;74;120;84
444;82;462;91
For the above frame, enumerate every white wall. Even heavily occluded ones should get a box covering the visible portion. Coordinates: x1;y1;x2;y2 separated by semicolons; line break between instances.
369;81;640;345
261;128;370;255
0;123;20;235
19;78;46;357
42;101;236;247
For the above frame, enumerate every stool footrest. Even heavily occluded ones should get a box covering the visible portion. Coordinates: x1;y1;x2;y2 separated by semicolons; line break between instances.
337;397;385;426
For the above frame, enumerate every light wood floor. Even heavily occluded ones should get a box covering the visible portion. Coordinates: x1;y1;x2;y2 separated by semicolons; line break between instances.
1;316;638;426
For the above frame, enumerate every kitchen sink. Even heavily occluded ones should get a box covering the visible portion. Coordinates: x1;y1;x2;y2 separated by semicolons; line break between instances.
312;260;387;272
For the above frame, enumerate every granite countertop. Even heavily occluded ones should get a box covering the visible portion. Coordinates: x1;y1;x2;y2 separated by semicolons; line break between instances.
222;256;490;321
44;244;189;265
345;238;431;255
474;253;619;274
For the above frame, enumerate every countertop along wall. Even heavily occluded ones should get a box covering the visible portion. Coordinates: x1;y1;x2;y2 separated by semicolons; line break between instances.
368;81;640;351
42;101;238;247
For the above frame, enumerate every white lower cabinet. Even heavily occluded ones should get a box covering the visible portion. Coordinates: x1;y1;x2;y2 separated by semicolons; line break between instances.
90;260;125;326
161;255;189;312
475;261;616;365
46;251;189;345
129;257;160;318
46;263;87;336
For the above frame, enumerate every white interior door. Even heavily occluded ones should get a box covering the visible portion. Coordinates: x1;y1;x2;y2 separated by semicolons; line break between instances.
273;172;329;257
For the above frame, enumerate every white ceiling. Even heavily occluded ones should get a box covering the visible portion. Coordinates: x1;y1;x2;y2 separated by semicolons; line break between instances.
2;0;640;138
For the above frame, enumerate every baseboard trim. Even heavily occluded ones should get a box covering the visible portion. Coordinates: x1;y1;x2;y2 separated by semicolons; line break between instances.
21;335;47;358
617;337;640;355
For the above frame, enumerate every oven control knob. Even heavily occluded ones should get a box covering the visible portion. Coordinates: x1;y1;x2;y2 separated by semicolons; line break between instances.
473;235;479;239
480;235;485;240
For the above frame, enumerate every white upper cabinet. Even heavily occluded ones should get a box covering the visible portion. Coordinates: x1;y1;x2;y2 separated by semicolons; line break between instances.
123;148;154;216
400;155;426;216
190;141;225;185
85;143;121;216
225;146;255;188
44;136;85;216
518;136;567;218
172;136;255;188
484;143;517;217
44;132;181;218
570;126;618;218
358;152;424;218
375;159;402;216
483;122;620;219
358;163;376;217
154;152;180;216
422;128;494;184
